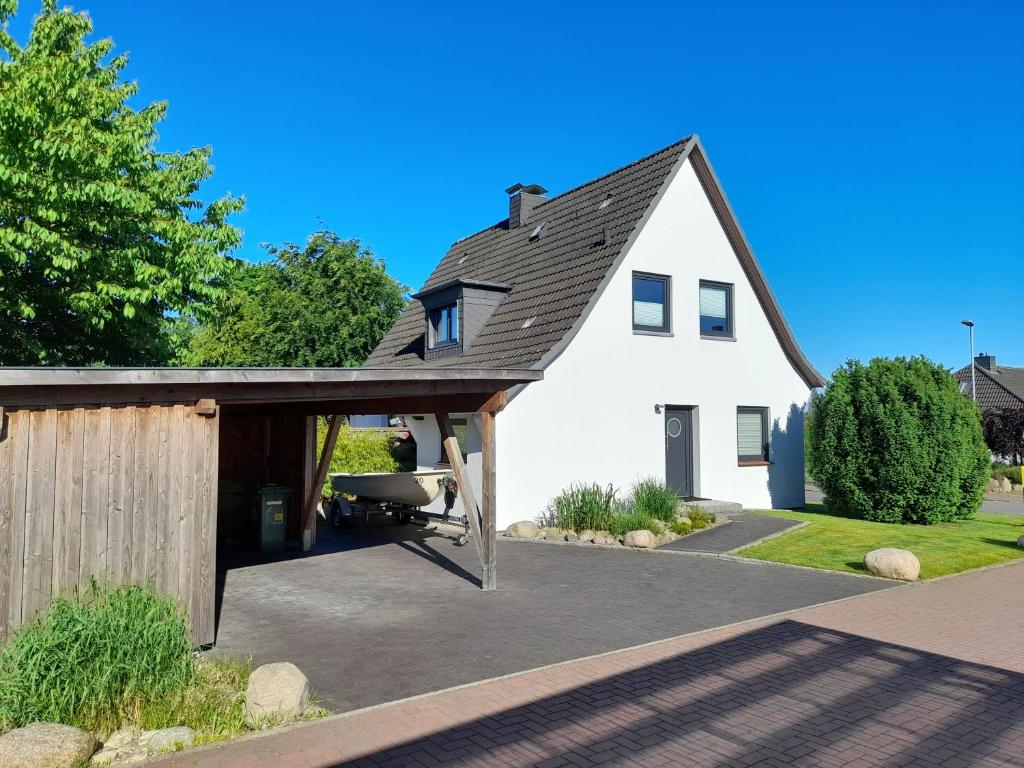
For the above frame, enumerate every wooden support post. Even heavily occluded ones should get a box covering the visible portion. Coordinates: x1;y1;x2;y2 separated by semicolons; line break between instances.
302;415;341;551
435;413;486;578
480;410;497;591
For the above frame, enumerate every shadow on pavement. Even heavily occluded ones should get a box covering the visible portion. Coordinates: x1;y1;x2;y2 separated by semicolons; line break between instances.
331;620;1024;768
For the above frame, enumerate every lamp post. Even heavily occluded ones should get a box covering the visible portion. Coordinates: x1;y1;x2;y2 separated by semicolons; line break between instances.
961;320;976;402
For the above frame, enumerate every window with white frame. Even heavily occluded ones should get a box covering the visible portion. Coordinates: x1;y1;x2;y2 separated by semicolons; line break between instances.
699;281;733;337
737;406;769;463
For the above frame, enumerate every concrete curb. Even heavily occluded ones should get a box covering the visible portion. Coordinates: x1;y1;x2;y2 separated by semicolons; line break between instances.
720;520;809;554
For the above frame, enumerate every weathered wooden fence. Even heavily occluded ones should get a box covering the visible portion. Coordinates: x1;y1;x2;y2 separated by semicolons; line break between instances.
0;403;219;645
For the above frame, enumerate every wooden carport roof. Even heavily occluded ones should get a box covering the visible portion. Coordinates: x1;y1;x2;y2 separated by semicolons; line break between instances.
0;366;541;598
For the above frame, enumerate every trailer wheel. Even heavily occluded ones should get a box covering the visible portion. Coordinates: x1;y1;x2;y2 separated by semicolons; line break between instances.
454;533;468;547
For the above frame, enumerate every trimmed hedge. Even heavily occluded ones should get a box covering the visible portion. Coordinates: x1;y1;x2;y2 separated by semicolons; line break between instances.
807;357;989;524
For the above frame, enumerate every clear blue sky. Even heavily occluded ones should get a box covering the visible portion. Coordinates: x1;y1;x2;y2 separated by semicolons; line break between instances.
9;1;1023;376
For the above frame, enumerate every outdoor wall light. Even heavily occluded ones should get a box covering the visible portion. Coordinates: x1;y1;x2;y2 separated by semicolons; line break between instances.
654;404;663;414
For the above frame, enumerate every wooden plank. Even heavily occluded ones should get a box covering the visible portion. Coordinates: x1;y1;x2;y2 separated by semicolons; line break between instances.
2;409;30;639
107;406;136;584
22;408;58;623
219;393;504;418
160;405;185;598
194;399;217;417
154;406;173;592
301;415;341;550
131;406;156;584
301;415;316;549
52;408;84;596
481;411;497;591
193;406;219;645
0;408;19;641
176;408;197;616
80;407;111;588
436;413;485;574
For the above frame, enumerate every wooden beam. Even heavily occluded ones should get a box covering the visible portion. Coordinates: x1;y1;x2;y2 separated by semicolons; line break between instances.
435;412;485;574
218;393;502;418
480;410;497;591
301;415;341;551
194;399;217;417
477;391;507;414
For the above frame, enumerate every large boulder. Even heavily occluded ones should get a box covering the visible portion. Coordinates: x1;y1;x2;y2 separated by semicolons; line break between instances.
1017;535;1024;549
592;531;614;545
0;722;96;768
623;530;658;549
863;548;920;581
578;530;596;543
244;662;310;726
504;520;539;539
998;476;1013;493
541;527;565;540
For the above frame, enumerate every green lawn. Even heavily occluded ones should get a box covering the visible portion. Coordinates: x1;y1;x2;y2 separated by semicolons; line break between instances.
738;504;1024;579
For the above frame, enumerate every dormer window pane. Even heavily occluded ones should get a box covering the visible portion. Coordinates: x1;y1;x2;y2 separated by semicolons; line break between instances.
430;302;459;347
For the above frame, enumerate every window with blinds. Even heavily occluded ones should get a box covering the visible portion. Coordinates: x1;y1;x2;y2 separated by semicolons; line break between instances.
699;281;733;337
632;272;671;332
737;406;769;462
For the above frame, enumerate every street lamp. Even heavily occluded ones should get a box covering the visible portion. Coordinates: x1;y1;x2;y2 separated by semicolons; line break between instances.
961;320;976;402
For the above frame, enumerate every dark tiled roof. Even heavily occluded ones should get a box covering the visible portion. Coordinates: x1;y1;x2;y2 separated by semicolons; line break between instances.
366;137;824;388
367;138;691;369
955;364;1024;410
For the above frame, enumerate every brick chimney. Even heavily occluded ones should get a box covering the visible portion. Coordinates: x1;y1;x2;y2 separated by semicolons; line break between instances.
506;183;548;228
975;353;996;370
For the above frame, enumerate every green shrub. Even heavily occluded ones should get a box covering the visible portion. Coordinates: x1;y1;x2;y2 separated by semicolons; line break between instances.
608;511;656;537
807;357;990;524
0;583;194;734
319;419;415;494
991;464;1022;485
670;520;692;536
629;477;679;524
686;507;715;529
544;483;618;533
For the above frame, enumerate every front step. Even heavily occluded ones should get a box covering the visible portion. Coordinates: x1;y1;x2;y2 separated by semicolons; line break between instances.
678;498;743;517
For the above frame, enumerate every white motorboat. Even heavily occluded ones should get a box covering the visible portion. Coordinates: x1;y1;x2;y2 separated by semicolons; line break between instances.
329;470;450;507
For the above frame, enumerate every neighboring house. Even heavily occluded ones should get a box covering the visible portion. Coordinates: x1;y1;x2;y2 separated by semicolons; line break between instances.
366;136;825;527
954;354;1024;411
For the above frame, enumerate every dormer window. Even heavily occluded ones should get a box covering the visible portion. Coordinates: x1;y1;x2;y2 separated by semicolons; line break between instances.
413;278;511;361
430;302;459;348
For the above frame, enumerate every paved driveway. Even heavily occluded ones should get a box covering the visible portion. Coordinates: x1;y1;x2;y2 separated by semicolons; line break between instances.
213;519;888;713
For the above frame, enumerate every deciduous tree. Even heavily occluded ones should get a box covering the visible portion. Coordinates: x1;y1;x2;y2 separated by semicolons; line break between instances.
0;0;242;364
181;231;407;367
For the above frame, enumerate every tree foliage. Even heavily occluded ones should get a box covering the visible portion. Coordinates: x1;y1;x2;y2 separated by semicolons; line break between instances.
0;1;242;365
807;357;989;524
181;231;407;367
981;407;1024;465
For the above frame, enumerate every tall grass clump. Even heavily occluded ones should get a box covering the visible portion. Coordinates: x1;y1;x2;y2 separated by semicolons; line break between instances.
0;583;194;734
544;483;617;532
629;477;680;523
608;511;657;537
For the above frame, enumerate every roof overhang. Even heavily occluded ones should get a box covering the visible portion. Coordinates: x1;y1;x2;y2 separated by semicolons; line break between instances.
412;278;512;301
0;367;542;413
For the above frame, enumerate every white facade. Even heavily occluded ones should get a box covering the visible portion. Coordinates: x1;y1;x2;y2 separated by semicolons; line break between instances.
409;156;811;529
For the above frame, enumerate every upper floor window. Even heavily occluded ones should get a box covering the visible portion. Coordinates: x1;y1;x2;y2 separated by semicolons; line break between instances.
699;281;733;338
430;302;459;348
632;272;671;333
737;406;769;463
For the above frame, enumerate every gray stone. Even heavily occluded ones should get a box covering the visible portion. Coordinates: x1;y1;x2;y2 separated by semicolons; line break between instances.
564;531;578;542
998;476;1013;493
90;749;119;766
504;520;539;538
592;531;614;545
1017;535;1024;549
541;527;565;540
0;722;97;768
863;548;920;581
244;662;310;726
578;530;595;543
624;530;658;549
103;726;141;750
986;478;1001;493
144;726;195;754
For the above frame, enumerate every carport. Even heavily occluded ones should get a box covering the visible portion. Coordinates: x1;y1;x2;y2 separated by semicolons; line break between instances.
0;367;541;645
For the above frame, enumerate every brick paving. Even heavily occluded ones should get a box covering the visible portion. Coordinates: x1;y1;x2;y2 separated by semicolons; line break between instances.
153;561;1024;768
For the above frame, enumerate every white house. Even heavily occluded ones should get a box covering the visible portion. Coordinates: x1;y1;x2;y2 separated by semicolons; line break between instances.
365;136;825;529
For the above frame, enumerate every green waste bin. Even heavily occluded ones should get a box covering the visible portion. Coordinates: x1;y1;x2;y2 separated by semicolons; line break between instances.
256;485;290;552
